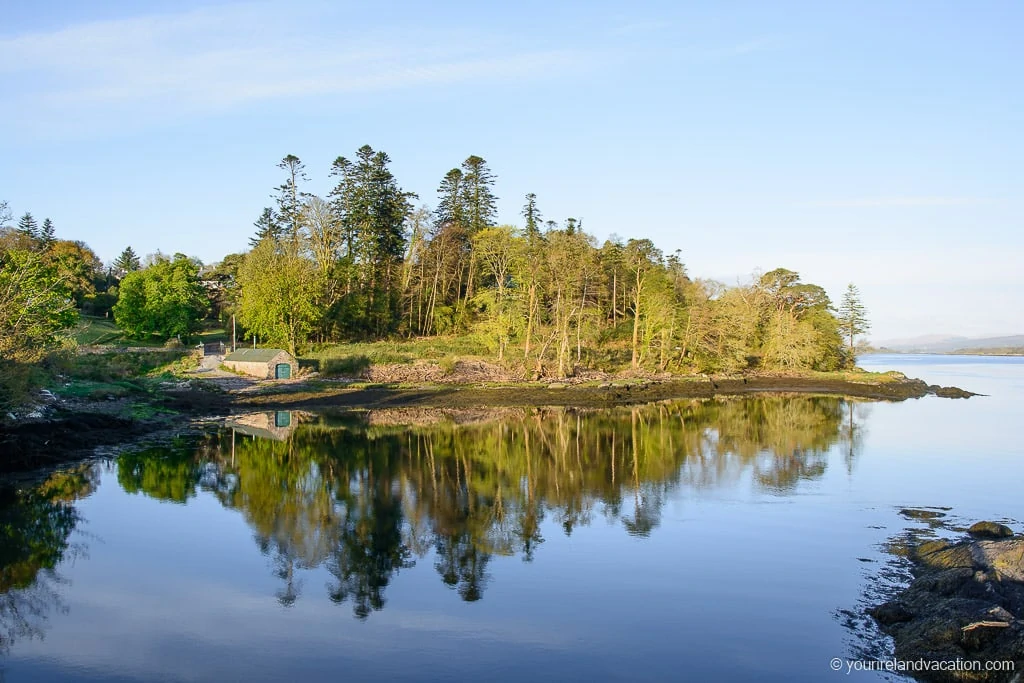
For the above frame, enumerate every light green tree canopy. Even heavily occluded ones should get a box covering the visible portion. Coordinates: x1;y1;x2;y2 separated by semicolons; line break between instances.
112;253;208;341
236;238;324;355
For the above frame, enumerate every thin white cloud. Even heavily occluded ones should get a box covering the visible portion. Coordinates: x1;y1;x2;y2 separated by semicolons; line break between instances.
0;4;586;135
798;196;985;208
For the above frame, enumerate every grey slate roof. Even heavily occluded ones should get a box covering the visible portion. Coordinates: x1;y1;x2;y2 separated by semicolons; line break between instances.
224;348;290;363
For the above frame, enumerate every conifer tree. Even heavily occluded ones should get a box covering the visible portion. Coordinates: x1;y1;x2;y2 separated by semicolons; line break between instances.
435;169;466;230
17;212;38;241
459;155;497;234
837;283;870;361
274;155;308;243
250;207;283;246
113;246;141;278
39;218;56;250
522;193;542;241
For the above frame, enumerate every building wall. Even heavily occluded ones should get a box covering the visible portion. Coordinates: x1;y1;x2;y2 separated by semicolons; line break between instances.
223;360;269;378
268;353;298;379
224;354;298;379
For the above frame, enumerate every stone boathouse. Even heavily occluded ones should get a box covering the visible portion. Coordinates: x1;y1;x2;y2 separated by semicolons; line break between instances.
222;348;297;379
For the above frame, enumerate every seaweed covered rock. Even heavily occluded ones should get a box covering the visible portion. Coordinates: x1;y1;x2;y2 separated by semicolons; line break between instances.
870;529;1024;682
969;522;1016;540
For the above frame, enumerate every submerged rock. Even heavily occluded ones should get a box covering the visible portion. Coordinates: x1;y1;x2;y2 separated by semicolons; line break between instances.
901;508;950;521
869;529;1024;682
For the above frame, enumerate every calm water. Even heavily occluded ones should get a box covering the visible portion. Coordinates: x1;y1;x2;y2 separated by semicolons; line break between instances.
2;355;1022;682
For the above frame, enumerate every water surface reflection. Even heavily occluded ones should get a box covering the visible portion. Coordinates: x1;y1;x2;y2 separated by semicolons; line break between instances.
111;397;860;617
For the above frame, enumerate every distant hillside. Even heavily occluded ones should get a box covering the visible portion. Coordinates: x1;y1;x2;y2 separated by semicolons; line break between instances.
874;334;1024;354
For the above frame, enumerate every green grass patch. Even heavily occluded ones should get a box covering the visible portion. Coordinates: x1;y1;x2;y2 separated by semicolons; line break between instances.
53;349;199;386
72;316;166;347
804;368;905;383
304;336;492;376
198;325;229;343
125;403;179;420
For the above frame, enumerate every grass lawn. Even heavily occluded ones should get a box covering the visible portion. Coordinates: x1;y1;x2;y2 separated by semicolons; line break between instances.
73;316;229;347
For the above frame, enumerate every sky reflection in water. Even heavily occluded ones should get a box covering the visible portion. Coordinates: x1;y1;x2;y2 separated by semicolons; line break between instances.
2;356;1022;682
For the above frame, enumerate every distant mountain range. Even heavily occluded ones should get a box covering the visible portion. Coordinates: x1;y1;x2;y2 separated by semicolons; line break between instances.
873;334;1024;353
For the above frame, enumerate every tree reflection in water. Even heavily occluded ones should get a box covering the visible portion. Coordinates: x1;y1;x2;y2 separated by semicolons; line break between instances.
0;463;97;658
113;396;857;618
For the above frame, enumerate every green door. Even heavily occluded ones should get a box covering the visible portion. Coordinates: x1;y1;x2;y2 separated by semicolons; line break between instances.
275;363;291;379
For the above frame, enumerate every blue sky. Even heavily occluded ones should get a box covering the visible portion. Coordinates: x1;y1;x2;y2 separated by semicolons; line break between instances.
1;1;1020;340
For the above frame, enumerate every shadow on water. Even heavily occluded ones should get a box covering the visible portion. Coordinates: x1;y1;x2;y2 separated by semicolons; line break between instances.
96;395;865;619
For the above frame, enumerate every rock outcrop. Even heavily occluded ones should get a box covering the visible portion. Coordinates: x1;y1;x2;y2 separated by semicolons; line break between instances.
869;525;1024;682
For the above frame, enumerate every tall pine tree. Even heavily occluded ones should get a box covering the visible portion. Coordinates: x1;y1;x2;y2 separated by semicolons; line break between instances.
522;193;542;241
434;169;466;230
17;213;39;242
328;145;415;335
39;218;56;250
250;207;283;247
113;246;141;278
274;155;308;244
459;155;497;234
837;283;870;362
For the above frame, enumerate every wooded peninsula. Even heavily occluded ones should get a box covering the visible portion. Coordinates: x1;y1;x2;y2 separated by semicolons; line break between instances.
2;147;875;415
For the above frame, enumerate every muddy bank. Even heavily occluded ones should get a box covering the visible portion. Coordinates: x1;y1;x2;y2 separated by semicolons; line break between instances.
222;374;968;410
869;524;1024;682
0;410;144;471
1;374;972;474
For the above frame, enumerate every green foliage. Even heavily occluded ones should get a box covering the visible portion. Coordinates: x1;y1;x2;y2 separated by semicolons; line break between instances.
112;246;141;278
16;212;38;242
326;145;414;337
6;153;853;380
43;240;103;305
250;208;283;248
0;250;77;362
99;395;854;612
55;350;194;384
307;337;490;376
837;283;870;364
112;253;208;341
118;446;202;504
39;218;56;250
0;249;77;410
237;238;323;355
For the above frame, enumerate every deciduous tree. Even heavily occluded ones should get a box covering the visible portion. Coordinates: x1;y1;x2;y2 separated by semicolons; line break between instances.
236;239;323;355
113;254;208;341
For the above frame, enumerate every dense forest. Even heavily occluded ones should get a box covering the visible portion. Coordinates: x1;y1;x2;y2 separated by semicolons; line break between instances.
0;148;870;406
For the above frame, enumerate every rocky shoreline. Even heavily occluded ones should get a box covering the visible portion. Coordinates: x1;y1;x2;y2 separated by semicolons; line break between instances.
0;374;975;473
869;523;1024;682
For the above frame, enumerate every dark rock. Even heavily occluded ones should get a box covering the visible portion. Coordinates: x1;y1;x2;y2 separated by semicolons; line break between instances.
869;601;914;625
932;385;977;398
960;620;1011;652
969;521;1015;539
901;508;948;521
869;528;1024;681
914;542;975;570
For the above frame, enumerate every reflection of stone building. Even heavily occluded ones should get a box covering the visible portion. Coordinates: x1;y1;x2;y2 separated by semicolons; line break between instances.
227;411;298;441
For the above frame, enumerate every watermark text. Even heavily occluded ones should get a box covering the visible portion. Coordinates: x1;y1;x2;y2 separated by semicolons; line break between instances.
830;657;1016;675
